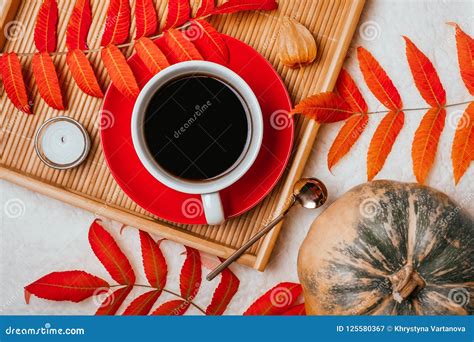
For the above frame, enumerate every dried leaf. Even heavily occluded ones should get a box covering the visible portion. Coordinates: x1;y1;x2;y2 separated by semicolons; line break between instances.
34;0;58;52
164;0;191;30
211;0;278;15
101;44;140;98
452;23;474;95
139;231;167;290
95;286;132;315
134;37;170;75
66;49;103;98
66;0;92;50
357;46;402;111
151;300;190;315
101;0;131;46
452;102;474;184
412;108;446;184
25;271;109;303
135;0;159;38
404;36;446;107
180;247;201;300
335;69;368;113
195;0;215;17
122;290;161;315
0;53;31;114
244;282;302;315
31;52;65;110
188;20;229;64
163;29;204;61
328;114;369;170
281;303;306;315
290;92;352;123
88;219;135;285
205;267;239;315
367;111;405;180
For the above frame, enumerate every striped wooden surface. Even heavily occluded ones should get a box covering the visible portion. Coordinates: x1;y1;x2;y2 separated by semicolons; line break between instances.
0;0;365;270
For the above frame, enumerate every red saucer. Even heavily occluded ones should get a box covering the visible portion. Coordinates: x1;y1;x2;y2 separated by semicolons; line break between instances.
101;35;293;224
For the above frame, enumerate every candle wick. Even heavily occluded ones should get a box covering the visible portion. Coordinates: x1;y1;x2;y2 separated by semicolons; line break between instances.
60;136;66;144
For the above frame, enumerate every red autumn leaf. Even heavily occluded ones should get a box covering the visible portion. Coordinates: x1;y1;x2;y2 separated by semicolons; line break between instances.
66;49;103;98
195;0;215;17
101;0;131;46
452;102;474;184
88;219;135;285
101;44;140;98
328;114;369;170
188;20;229;64
281;303;306;316
95;286;132;315
180;247;201;300
163;29;204;61
335;69;368;113
244;282;302;315
164;0;191;30
134;37;170;75
357;46;403;111
0;53;31;114
205;267;240;315
412;107;446;184
122;290;161;315
135;0;159;39
25;271;109;303
452;23;474;96
151;300;190;315
290;92;353;123
367;111;405;180
404;36;446;107
66;0;92;50
34;0;58;52
31;52;65;110
139;231;167;290
211;0;278;15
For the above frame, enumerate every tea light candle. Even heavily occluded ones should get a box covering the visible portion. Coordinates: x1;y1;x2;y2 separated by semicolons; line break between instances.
34;117;91;170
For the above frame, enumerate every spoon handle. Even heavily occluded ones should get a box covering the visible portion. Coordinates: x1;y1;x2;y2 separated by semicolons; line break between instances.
206;212;286;281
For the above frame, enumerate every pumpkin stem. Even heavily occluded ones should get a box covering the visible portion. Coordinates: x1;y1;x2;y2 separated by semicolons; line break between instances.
389;265;426;303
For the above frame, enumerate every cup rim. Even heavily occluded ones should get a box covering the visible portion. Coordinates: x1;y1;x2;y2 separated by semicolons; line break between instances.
131;61;263;195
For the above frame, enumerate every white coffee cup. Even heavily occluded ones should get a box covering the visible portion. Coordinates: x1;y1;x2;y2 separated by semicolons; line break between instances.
131;61;263;225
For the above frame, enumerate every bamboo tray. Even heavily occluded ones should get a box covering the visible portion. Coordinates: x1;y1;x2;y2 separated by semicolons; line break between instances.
0;0;365;271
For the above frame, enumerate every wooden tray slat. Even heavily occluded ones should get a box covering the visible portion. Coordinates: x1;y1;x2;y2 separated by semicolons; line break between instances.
0;0;364;270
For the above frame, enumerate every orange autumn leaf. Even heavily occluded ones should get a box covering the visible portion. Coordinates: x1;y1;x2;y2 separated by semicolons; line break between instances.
357;47;403;111
31;52;65;110
134;37;170;75
34;0;58;53
101;0;131;46
452;102;474;184
290;92;352;123
66;0;92;50
412;107;446;184
451;23;474;96
188;20;229;64
0;53;31;114
164;0;191;30
367;111;404;180
66;49;103;98
101;44;140;98
328;114;369;170
163;29;204;61
135;0;159;39
335;69;368;113
404;36;446;107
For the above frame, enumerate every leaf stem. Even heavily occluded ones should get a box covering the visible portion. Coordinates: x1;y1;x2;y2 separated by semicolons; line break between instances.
365;100;473;115
110;284;206;315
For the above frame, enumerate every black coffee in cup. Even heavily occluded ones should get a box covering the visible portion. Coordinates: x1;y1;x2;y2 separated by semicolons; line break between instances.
144;76;250;181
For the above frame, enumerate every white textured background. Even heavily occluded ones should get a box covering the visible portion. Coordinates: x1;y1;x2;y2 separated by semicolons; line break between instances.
1;0;473;315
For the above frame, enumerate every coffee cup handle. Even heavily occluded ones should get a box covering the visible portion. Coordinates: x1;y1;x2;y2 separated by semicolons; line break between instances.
201;192;225;225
